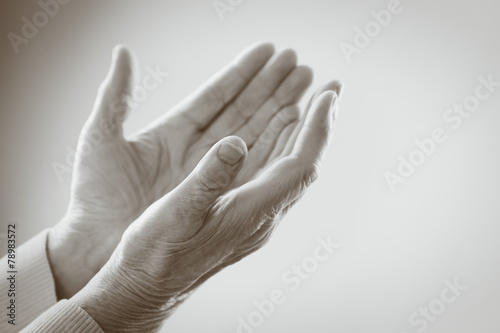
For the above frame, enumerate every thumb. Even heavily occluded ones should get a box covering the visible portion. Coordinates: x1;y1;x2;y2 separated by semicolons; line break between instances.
86;45;135;139
182;135;248;209
146;136;247;242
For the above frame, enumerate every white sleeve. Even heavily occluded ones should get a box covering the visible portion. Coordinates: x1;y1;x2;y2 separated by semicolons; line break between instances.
1;229;57;332
20;300;104;333
1;229;103;333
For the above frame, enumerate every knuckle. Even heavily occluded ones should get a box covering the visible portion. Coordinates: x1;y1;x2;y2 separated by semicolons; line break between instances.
196;173;220;192
195;169;230;192
291;157;320;186
303;162;320;185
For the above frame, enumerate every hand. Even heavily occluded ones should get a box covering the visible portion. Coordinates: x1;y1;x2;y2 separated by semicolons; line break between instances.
48;43;314;299
72;81;343;333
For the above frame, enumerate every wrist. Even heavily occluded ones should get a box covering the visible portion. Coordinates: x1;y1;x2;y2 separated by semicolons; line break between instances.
71;257;177;333
47;213;114;300
47;224;92;300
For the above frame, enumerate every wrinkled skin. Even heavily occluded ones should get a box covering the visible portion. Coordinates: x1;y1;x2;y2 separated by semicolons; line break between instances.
48;43;321;299
72;73;342;332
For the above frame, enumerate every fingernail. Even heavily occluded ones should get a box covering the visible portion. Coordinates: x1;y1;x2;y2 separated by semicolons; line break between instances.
218;142;244;165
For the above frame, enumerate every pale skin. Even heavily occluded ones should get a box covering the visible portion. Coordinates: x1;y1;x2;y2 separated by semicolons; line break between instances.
47;42;343;331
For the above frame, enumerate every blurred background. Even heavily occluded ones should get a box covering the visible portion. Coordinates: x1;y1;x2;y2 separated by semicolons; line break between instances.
1;0;500;332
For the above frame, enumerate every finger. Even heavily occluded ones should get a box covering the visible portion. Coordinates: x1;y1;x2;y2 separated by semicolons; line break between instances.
280;80;343;157
168;43;275;130
266;117;299;164
149;136;247;242
237;90;338;219
290;90;337;163
205;49;298;138
252;105;300;154
233;65;313;147
86;45;135;139
233;105;299;186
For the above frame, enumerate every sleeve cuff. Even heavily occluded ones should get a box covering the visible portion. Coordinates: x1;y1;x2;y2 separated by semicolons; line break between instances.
1;229;59;332
21;300;104;333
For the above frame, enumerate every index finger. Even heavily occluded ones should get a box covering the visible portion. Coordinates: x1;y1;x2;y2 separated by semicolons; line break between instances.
171;42;276;130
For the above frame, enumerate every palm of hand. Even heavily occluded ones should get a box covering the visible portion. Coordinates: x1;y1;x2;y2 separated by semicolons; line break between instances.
95;85;339;333
63;43;312;274
70;43;342;331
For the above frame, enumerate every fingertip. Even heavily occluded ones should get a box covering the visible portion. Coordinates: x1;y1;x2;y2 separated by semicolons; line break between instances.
112;44;126;58
112;44;133;66
333;80;344;98
238;42;275;65
104;45;135;96
316;87;342;121
316;90;336;114
280;48;298;66
291;90;336;158
217;136;248;165
224;135;248;152
296;65;314;87
316;80;338;94
253;42;276;56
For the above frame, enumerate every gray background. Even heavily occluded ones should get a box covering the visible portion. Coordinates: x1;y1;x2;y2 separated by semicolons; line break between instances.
1;0;500;332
